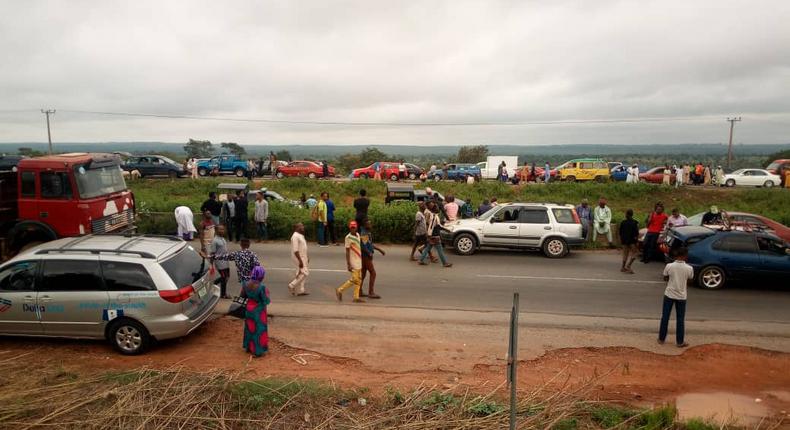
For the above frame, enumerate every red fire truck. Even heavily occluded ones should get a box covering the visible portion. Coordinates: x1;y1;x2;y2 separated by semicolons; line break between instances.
0;153;135;257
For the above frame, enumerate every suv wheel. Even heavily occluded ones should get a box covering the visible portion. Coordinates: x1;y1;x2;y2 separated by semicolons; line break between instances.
565;175;576;182
764;180;774;188
234;168;245;177
453;233;477;255
198;168;208;177
542;237;568;258
698;266;726;290
109;319;151;355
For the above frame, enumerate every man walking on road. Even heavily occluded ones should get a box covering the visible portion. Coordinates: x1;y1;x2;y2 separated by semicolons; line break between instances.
360;218;385;299
658;247;693;348
619;209;639;274
289;223;309;296
575;199;593;240
592;198;613;247
254;192;269;242
336;221;365;303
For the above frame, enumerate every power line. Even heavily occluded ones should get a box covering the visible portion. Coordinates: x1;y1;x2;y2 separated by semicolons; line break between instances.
57;109;723;127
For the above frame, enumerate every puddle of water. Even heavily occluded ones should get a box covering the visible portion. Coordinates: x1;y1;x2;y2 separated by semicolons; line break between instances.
676;392;770;426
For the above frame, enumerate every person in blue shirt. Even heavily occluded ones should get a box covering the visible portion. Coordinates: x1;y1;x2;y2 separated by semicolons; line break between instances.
325;193;338;245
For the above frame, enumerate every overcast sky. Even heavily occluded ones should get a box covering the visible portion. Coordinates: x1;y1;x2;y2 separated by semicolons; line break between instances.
1;0;789;146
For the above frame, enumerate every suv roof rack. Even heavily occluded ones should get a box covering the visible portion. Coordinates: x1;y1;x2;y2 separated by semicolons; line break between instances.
35;248;156;258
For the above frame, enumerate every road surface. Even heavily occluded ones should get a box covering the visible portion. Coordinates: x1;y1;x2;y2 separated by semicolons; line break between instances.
221;241;790;324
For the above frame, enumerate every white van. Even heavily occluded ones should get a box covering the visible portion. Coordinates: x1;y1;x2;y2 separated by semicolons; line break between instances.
476;156;519;180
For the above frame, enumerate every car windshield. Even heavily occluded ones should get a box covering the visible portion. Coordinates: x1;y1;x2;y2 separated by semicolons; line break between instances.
732;169;745;175
159;156;177;165
160;245;207;287
73;165;127;199
476;206;499;220
766;162;780;170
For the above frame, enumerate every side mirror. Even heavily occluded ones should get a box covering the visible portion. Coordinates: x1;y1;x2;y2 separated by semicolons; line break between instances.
490;217;496;224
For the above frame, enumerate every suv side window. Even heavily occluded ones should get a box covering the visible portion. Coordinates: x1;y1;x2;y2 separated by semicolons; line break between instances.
551;208;576;224
492;207;521;223
40;172;73;199
21;171;36;197
712;236;758;253
0;261;38;292
101;261;156;291
39;260;104;291
580;162;593;169
520;209;550;224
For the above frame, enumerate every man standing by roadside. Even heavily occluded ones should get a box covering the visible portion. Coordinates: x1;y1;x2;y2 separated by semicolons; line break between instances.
336;221;365;303
667;208;688;229
642;203;668;263
201;192;222;226
544;162;551;183
254;192;269;243
210;224;231;298
658;247;693;348
325;193;338;245
353;189;370;226
619;209;639;274
317;192;329;247
269;151;277;179
221;194;236;241
575;199;593;241
233;190;248;242
174;206;197;241
444;195;459;222
675;165;684;188
288;223;309;296
592;198;613;247
359;218;385;299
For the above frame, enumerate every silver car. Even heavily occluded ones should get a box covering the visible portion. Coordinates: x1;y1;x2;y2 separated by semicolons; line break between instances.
440;203;585;258
0;235;219;354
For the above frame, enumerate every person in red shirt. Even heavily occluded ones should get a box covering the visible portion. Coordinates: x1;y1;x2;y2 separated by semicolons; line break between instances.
642;203;668;264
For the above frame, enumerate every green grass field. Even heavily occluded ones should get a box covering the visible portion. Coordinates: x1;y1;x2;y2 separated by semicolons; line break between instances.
130;177;790;243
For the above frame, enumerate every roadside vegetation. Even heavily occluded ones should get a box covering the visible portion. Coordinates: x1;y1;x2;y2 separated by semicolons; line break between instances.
131;177;790;243
0;360;763;429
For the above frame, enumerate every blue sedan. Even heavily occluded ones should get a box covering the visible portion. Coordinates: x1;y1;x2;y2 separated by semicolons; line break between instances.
686;231;789;289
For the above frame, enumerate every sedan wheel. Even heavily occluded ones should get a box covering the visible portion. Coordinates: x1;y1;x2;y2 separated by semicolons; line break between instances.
308;172;317;179
198;168;208;177
698;266;726;290
360;173;368;180
726;179;736;187
408;173;417;180
764;180;774;188
110;320;150;355
276;171;284;179
433;175;442;182
453;233;476;255
389;174;399;181
542;237;568;258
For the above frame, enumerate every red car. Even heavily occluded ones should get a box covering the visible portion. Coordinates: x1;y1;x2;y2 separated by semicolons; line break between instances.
639;167;676;184
352;162;402;181
275;160;335;179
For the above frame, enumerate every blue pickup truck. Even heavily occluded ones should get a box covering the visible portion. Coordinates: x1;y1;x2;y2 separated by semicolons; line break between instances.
427;163;482;181
197;154;250;177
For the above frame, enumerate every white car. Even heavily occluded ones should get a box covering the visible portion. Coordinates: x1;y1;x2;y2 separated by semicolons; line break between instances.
722;169;781;188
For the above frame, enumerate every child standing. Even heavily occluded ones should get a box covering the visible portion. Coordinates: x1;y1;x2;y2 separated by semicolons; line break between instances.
360;218;386;299
658;247;694;347
336;221;365;303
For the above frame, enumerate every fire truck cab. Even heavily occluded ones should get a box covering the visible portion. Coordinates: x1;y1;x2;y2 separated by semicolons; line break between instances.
0;153;135;256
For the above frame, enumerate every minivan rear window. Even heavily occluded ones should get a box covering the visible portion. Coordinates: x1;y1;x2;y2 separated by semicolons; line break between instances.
102;261;155;291
160;245;207;288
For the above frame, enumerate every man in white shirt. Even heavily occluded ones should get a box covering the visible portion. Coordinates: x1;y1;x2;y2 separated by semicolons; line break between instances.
288;223;309;296
174;206;197;240
667;208;688;229
254;192;269;242
658;247;694;347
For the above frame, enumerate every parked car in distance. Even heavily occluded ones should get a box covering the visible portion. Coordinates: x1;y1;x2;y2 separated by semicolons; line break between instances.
428;163;481;181
639;167;675;184
440;203;584;258
196;154;249;177
515;165;559;181
216;183;300;206
404;163;424;180
275;160;335;179
610;165;646;181
556;158;610;182
123;155;186;178
0;155;26;172
352;162;401;181
0;235;219;354
255;159;288;177
686;230;789;290
722;169;781;188
766;159;790;177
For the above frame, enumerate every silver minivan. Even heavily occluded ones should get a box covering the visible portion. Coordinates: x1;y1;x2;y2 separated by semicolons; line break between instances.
0;235;219;354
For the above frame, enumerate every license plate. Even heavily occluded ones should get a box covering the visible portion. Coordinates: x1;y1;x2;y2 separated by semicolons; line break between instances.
196;284;208;299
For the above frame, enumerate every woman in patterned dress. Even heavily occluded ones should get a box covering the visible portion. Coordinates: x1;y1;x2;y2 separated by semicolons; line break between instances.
242;266;270;357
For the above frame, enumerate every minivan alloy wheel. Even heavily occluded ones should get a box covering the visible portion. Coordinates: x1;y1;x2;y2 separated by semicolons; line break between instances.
115;325;143;353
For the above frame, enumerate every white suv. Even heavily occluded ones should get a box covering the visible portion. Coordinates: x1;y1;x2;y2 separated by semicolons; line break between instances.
0;235;219;354
440;203;585;258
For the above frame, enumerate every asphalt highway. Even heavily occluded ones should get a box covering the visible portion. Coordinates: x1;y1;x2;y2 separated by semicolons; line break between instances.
220;241;790;324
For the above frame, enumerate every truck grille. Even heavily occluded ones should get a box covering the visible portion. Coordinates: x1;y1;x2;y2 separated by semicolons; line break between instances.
91;209;134;234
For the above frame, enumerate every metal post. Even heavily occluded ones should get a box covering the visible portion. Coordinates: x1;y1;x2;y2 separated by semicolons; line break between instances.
41;109;56;155
726;117;741;169
507;292;520;430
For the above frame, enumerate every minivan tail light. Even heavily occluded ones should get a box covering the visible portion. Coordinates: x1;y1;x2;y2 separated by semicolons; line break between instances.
159;285;195;303
571;210;581;224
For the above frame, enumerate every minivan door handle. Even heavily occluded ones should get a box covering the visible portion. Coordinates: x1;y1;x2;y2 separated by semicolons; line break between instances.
509;226;517;229
543;226;552;230
23;295;36;303
39;295;54;303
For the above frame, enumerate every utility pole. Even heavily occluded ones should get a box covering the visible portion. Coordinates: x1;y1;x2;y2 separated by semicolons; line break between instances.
41;109;56;155
726;117;741;169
